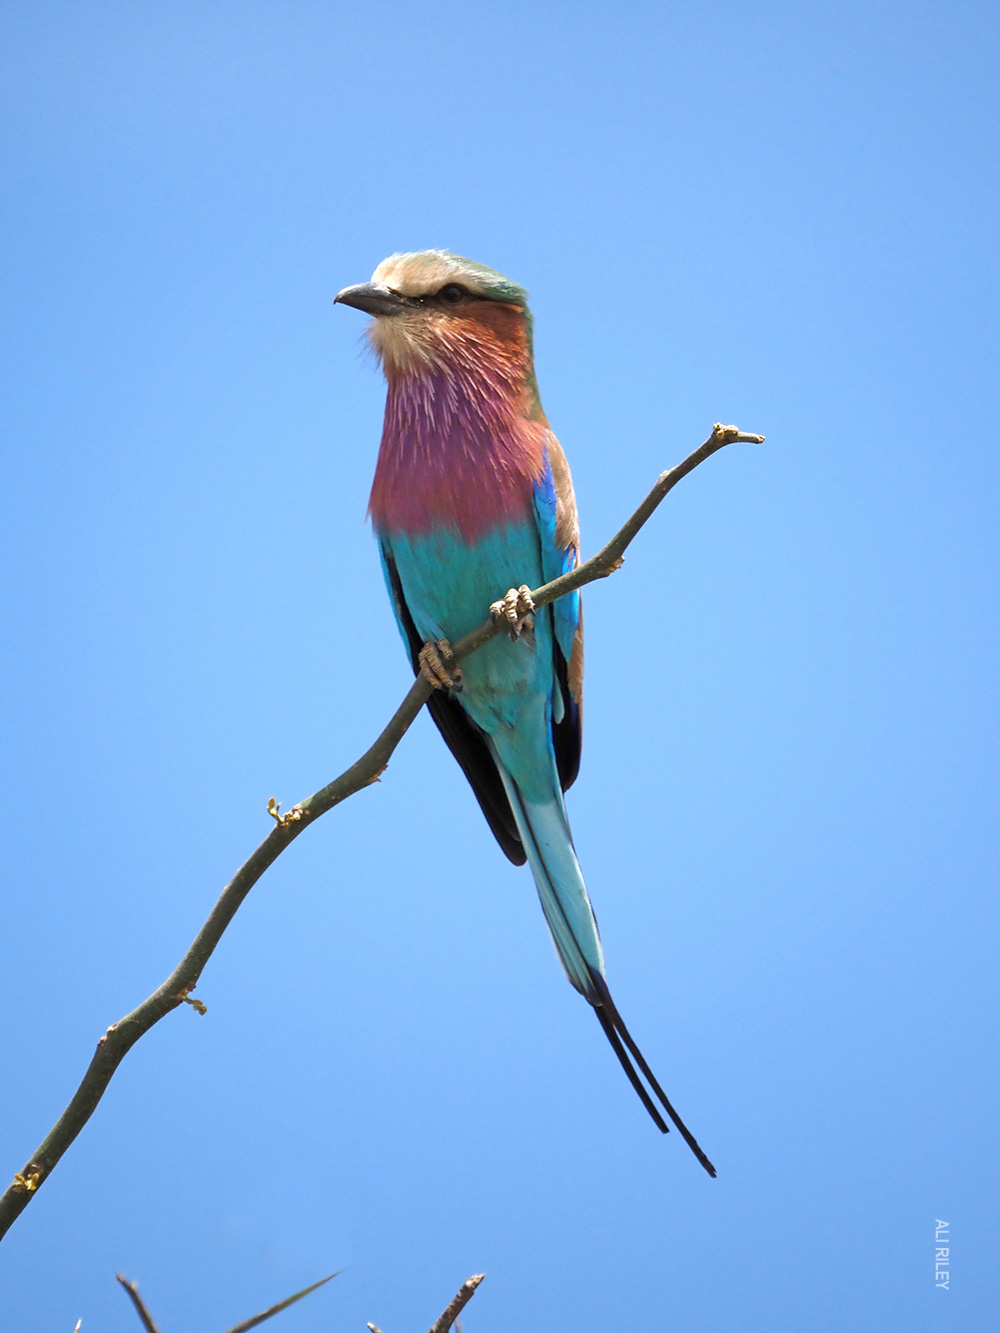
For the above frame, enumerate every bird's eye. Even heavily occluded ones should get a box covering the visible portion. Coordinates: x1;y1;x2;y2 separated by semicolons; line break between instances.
438;283;466;304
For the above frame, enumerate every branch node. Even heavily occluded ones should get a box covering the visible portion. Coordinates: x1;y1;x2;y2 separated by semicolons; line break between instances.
267;797;304;829
177;985;207;1016
712;422;765;445
11;1168;41;1194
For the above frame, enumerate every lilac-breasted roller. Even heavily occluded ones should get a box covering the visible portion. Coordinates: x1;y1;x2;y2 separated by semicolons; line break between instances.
336;251;714;1176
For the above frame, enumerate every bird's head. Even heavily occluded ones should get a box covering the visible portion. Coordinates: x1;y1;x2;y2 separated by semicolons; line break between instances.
335;251;536;390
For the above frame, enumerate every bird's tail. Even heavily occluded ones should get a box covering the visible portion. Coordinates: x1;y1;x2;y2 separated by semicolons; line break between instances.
494;763;717;1178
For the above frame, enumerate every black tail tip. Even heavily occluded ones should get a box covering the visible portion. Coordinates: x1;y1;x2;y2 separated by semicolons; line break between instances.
589;969;718;1178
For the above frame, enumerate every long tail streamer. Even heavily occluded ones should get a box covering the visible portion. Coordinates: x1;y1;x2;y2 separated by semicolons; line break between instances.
589;968;717;1178
499;761;717;1178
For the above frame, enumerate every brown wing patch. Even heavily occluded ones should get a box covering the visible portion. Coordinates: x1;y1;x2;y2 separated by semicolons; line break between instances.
568;615;584;706
545;430;583;706
545;431;581;556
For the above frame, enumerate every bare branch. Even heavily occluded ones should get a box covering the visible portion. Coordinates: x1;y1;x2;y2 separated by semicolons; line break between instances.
427;1273;485;1333
367;1271;485;1333
221;1271;338;1333
115;1271;336;1333
115;1275;161;1333
0;425;762;1243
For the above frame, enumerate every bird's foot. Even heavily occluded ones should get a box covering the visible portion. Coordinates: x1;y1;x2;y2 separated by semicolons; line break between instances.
490;585;535;640
419;638;463;691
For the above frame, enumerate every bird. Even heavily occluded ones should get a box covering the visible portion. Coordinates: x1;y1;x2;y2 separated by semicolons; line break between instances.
336;251;715;1176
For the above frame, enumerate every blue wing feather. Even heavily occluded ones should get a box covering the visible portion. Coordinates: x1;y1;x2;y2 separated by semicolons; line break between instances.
377;532;527;864
377;535;417;655
533;453;581;785
532;457;580;668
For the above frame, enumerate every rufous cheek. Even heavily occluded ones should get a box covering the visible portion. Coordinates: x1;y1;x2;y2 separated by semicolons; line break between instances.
462;301;527;350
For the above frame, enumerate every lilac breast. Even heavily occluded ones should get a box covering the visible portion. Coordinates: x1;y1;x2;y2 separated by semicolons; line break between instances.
368;365;547;541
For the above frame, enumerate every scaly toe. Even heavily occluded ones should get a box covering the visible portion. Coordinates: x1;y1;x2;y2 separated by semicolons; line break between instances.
490;588;518;629
418;638;463;691
490;585;536;640
514;584;535;620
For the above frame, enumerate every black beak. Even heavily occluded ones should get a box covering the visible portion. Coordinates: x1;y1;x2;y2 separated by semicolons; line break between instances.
334;281;407;317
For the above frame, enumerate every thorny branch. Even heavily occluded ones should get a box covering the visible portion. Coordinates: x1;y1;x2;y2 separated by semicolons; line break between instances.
426;1272;485;1333
116;1276;161;1333
116;1271;337;1333
368;1272;485;1333
0;425;763;1243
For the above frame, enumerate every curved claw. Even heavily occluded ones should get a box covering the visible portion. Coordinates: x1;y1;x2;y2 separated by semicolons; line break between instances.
490;584;535;640
419;638;463;691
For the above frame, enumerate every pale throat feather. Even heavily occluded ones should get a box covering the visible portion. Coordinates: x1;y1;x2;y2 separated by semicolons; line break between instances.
368;317;547;541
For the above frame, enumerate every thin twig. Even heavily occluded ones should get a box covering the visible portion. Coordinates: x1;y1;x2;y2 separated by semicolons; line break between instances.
427;1273;485;1333
0;425;762;1243
116;1270;336;1333
367;1270;486;1333
115;1276;161;1333
222;1271;338;1333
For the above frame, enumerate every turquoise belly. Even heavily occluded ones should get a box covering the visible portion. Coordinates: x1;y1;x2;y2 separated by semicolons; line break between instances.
384;522;556;797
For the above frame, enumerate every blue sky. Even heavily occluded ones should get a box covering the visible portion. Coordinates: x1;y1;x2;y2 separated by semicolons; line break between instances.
1;2;997;1329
